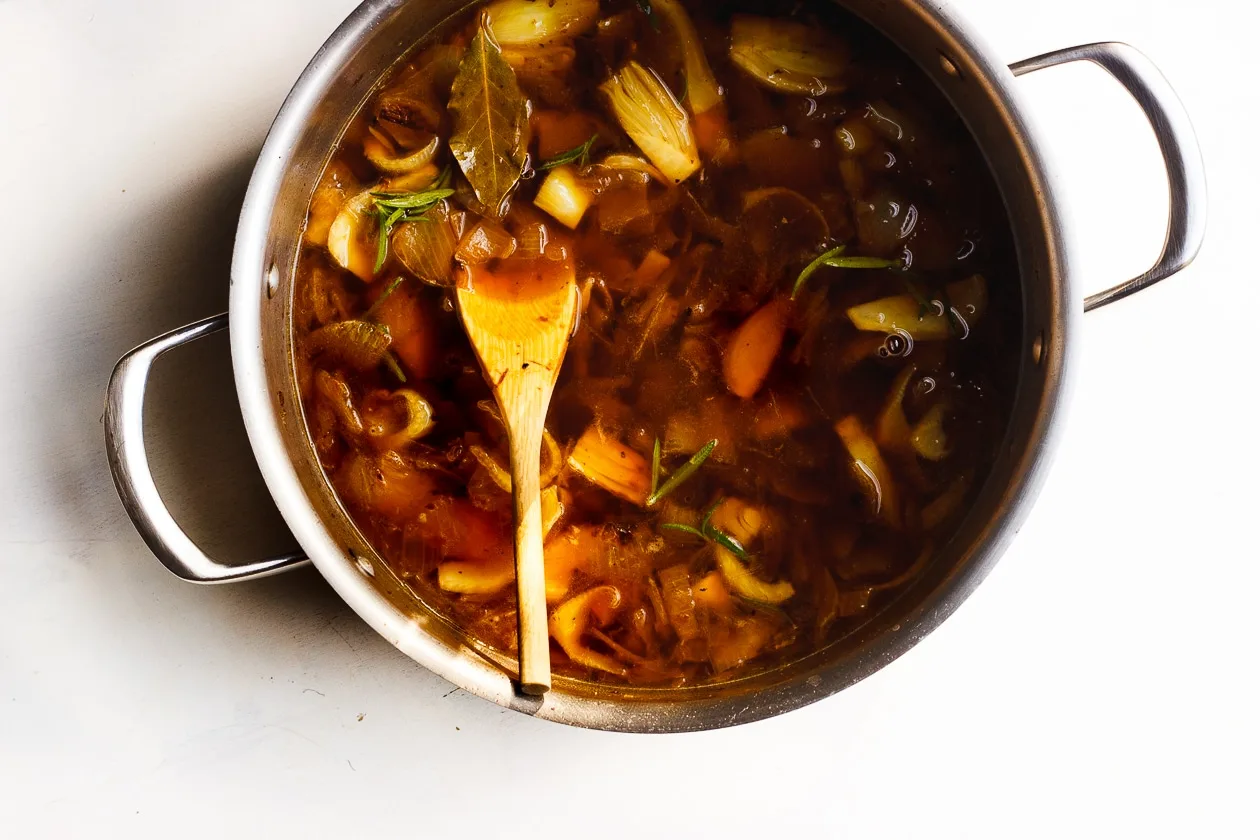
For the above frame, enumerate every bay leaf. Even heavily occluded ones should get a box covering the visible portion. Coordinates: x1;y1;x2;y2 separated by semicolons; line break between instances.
448;21;529;218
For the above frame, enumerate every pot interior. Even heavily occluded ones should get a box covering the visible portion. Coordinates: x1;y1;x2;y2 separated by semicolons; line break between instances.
238;0;1070;731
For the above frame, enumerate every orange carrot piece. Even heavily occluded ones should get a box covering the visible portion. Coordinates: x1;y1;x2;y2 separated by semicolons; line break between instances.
693;570;735;615
723;298;788;399
694;105;736;165
544;525;602;603
372;285;439;381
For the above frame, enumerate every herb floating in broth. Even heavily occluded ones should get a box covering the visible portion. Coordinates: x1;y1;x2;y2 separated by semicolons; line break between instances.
536;134;598;171
371;185;457;273
662;498;750;560
363;276;406;319
647;438;717;507
448;18;530;216
294;0;1021;687
792;245;906;300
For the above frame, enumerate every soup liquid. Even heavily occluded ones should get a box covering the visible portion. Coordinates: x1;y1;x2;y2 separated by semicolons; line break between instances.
292;0;1020;686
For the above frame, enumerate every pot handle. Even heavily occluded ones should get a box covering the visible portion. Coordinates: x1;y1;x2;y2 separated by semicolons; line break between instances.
104;313;309;584
1010;42;1207;311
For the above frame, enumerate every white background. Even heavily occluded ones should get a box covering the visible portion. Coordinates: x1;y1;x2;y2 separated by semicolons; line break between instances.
1;0;1255;837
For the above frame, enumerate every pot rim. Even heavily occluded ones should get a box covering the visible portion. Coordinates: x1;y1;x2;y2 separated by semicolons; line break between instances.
229;0;1077;731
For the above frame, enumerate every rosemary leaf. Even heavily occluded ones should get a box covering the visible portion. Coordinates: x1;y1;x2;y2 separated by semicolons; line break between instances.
659;496;751;561
650;437;663;498
435;164;453;190
375;207;405;273
827;255;904;269
537;134;598;171
700;496;723;532
792;246;846;299
646;438;717;507
365;277;406;320
706;527;750;560
660;523;706;540
382;351;408;384
371;188;456;213
371;188;455;272
791;245;904;300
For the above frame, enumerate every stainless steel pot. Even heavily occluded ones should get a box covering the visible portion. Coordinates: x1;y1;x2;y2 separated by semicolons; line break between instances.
104;0;1206;732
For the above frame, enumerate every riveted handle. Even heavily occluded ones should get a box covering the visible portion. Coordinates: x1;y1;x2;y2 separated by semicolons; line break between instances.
1011;42;1207;311
104;314;308;584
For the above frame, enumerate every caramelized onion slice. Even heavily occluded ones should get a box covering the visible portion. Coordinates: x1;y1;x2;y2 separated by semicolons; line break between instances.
307;320;392;372
876;365;917;457
457;218;517;266
364;128;441;175
835;415;901;528
911;402;952;461
392;201;460;287
485;0;599;46
657;565;705;661
600;153;669;185
549;585;627;676
715;548;794;606
365;389;435;450
729;15;849;96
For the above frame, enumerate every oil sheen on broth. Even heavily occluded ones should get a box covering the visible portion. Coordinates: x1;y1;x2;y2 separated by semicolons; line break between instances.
293;0;1020;686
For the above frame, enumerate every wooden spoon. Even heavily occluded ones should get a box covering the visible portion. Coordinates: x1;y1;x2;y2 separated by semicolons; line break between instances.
456;258;580;696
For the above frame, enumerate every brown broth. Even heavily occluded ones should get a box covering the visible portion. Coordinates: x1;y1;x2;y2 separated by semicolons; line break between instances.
292;0;1020;687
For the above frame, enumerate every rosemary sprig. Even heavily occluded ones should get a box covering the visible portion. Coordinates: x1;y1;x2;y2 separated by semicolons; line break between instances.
537;134;598;171
646;438;717;507
791;245;904;300
364;276;406;320
375;207;405;273
660;523;706;540
370;186;456;272
371;188;455;212
358;276;409;382
660;497;752;560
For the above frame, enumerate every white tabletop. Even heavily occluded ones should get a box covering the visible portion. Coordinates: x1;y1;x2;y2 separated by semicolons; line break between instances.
1;0;1254;836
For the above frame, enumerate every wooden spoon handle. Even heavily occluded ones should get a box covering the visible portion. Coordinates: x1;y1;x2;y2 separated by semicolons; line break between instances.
507;409;551;696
